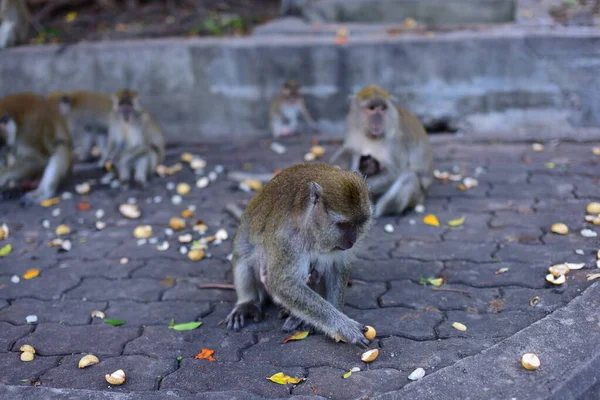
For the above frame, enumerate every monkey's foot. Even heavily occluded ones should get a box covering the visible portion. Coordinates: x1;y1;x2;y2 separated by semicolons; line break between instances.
281;315;315;334
20;188;54;206
224;302;264;331
333;321;371;348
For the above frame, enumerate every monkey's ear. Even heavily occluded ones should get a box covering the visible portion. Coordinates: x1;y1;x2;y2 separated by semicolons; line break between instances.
308;181;322;206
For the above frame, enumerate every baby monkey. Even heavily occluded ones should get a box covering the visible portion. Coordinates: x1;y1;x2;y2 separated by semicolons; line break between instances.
330;85;433;217
225;163;373;347
270;80;317;138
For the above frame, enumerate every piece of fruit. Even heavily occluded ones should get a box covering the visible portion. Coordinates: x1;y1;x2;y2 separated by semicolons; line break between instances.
105;369;126;385
586;202;600;214
188;249;205;261
364;326;376;341
452;322;467;331
521;353;540;370
133;225;153;239
20;352;34;362
551;223;568;235
79;354;99;369
360;349;379;363
169;217;186;231
119;204;141;219
176;183;191;195
19;345;35;354
545;274;566;285
548;263;570;277
55;225;71;236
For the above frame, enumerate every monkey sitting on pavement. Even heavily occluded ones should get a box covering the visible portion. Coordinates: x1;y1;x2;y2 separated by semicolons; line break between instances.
224;163;373;347
270;80;318;138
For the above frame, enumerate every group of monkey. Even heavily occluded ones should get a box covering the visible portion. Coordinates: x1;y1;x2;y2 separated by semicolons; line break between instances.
0;80;434;347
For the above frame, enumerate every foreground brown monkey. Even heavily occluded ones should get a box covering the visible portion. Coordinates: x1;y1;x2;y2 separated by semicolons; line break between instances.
0;0;30;48
270;80;317;138
0;93;72;202
103;89;164;186
47;90;112;162
330;85;433;217
225;163;373;347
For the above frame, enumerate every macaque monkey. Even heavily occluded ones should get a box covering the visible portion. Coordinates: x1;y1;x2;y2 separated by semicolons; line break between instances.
279;0;310;17
103;89;165;186
0;0;30;48
225;163;373;347
269;80;317;138
0;93;72;202
330;85;433;217
47;91;112;162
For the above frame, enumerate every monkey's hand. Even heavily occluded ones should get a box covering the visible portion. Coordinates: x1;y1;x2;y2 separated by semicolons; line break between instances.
224;301;264;331
332;319;371;348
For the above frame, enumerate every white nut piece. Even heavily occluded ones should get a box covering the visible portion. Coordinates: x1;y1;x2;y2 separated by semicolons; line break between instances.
105;369;126;385
360;349;379;363
178;234;193;244
408;367;426;381
19;344;36;354
75;182;91;195
20;351;35;362
521;353;540;370
119;204;141;219
548;263;570;277
90;310;105;319
546;274;566;285
78;354;100;369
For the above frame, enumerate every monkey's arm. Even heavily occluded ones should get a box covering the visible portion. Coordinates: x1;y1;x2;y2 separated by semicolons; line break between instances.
324;260;351;310
300;100;318;129
366;170;398;195
268;252;369;347
329;146;355;170
0;155;46;187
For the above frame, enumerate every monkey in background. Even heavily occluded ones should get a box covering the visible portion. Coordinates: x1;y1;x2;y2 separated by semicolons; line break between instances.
103;89;164;186
0;0;30;48
47;90;113;162
330;85;433;217
270;80;318;138
225;163;373;347
0;93;72;202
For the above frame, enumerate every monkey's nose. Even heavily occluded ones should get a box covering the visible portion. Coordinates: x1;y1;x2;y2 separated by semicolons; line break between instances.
339;240;355;250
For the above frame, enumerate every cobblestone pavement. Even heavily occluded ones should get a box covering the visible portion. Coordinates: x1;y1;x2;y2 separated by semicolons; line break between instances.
0;136;598;399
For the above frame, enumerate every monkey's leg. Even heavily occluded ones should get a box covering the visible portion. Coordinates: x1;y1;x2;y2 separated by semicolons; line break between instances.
117;145;147;183
373;171;422;217
22;145;71;203
0;156;45;189
270;271;369;347
79;129;95;161
133;154;150;186
226;259;264;331
0;21;16;48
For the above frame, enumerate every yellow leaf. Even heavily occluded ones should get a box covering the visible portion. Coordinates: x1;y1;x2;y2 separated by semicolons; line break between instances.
65;12;77;22
423;214;440;227
23;269;39;279
0;244;12;257
447;216;465;227
545;162;555;169
342;370;352;379
267;372;306;385
428;277;443;287
40;197;60;207
283;331;310;343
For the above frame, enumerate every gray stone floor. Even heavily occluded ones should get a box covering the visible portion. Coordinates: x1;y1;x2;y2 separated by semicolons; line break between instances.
0;136;598;399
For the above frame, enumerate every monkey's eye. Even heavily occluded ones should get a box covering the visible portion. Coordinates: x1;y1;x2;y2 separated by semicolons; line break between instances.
337;222;352;231
380;104;387;111
368;105;377;111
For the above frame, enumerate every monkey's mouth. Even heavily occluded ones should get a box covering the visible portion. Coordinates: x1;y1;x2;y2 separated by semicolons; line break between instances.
366;130;385;139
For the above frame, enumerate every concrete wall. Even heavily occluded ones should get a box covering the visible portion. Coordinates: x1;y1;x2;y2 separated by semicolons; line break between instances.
1;28;599;143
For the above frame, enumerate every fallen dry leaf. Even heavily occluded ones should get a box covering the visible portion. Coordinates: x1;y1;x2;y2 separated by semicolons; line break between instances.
195;348;215;362
447;216;466;227
41;197;60;207
23;269;40;280
267;372;306;385
0;243;12;257
181;209;194;219
77;203;91;211
423;214;440;227
283;331;310;344
55;225;71;236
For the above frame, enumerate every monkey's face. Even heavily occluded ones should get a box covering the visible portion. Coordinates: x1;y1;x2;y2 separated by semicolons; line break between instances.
282;81;300;101
117;97;142;123
359;97;391;139
0;113;16;149
58;96;72;116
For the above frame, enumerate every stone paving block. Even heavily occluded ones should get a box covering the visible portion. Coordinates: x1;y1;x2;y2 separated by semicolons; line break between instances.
531;175;600;198
101;300;210;326
368;217;445;243
500;285;585;313
354;238;397;261
446;197;534;213
490;183;574;199
345;282;386;310
392;241;497;263
41;354;176;391
495;243;593;265
0;322;31;352
476;170;529;185
243;332;362;369
0;299;106;325
294;366;405;400
0;353;60;385
55;259;146;280
162;282;236;302
65;278;165;301
444;261;547;289
346;307;442;340
377;337;496;371
444;224;543;244
131;258;229;281
380;281;500;312
14;323;140;356
0;256;57;276
437;310;547;339
0;300;7;310
351;259;443;282
429;182;490;198
0;269;81;301
491;210;584;230
124;326;254;361
160;360;305;397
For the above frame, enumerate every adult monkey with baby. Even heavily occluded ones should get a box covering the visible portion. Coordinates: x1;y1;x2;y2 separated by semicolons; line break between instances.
225;163;373;347
330;85;433;217
102;89;164;186
0;93;72;202
47;90;113;162
0;0;30;48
